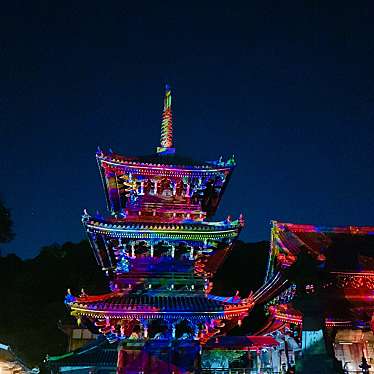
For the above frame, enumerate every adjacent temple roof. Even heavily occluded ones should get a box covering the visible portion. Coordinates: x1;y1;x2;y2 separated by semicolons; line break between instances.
0;343;32;374
255;221;374;333
47;336;117;369
271;221;374;271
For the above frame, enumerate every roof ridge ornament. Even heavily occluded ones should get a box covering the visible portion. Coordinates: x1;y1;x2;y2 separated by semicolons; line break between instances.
227;154;236;166
157;84;176;155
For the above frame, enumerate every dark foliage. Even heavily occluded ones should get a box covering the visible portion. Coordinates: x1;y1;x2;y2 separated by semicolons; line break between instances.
0;240;107;366
0;199;14;244
213;240;269;296
285;251;326;287
213;240;270;335
0;239;269;368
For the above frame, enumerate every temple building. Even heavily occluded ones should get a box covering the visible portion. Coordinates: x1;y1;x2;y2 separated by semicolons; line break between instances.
57;86;254;373
253;221;374;372
0;343;33;374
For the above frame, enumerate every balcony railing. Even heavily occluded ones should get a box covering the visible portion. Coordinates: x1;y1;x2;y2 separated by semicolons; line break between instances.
198;371;374;374
199;370;282;374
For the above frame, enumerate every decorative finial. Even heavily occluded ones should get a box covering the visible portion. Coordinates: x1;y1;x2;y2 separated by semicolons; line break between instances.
227;154;236;166
64;288;76;304
82;209;90;222
157;84;175;155
239;213;245;227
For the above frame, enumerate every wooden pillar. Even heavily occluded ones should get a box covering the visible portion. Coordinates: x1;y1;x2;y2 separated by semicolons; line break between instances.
189;246;194;260
139;181;145;195
193;323;199;339
105;170;121;212
185;183;190;197
140;319;149;338
131;242;135;258
172;181;177;196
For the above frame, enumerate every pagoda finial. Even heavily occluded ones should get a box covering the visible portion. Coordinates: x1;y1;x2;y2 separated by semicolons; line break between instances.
157;84;175;155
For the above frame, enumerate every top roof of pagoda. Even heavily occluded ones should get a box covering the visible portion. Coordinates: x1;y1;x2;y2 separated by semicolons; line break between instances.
96;149;236;171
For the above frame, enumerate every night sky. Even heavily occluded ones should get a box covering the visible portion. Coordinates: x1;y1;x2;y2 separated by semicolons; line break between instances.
1;2;374;258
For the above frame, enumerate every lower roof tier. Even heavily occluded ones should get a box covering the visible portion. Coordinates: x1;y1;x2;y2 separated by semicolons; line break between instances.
67;291;254;321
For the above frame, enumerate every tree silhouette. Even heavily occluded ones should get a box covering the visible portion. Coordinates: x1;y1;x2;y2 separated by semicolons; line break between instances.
0;199;14;244
0;239;270;367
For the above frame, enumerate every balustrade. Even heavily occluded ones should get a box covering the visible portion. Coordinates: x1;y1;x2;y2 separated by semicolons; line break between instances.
114;240;204;261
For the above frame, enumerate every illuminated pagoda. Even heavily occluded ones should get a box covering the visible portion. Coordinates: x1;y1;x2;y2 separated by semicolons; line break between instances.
253;221;374;372
65;86;253;368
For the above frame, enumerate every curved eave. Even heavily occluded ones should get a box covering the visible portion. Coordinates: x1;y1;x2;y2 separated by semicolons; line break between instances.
70;307;224;320
269;305;355;328
69;302;252;320
83;217;242;241
96;153;235;176
223;303;254;318
273;314;354;328
272;220;374;235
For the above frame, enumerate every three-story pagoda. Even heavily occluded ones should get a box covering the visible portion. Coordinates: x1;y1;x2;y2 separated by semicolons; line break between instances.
66;86;253;345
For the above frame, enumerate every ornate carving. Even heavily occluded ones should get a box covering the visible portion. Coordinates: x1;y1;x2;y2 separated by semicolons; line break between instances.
332;273;374;290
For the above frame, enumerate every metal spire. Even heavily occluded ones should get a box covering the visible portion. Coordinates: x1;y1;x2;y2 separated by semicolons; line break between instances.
157;84;175;155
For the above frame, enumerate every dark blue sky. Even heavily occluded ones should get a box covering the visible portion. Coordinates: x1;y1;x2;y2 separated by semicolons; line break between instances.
1;1;374;258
